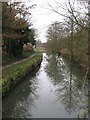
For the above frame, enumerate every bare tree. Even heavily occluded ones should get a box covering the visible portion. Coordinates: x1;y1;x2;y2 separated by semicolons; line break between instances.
45;0;89;118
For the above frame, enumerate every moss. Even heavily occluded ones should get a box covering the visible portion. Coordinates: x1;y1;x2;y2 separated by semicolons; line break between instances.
2;52;42;97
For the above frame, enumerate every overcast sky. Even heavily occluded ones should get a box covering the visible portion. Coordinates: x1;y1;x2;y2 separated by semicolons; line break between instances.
25;0;87;43
30;0;67;43
11;0;88;43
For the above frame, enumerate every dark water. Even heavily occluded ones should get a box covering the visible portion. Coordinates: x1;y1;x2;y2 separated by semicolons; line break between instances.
2;53;88;118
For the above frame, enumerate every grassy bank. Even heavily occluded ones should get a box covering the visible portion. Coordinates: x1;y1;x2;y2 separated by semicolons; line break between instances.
2;51;42;97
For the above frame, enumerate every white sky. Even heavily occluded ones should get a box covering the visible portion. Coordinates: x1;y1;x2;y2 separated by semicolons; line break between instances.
30;0;67;43
24;0;87;43
11;0;88;43
11;0;67;43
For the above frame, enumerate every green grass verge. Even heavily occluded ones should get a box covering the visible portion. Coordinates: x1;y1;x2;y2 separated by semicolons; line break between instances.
35;47;42;53
2;52;42;97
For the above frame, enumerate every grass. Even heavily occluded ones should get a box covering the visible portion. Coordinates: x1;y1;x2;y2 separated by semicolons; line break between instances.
35;47;42;53
2;51;42;97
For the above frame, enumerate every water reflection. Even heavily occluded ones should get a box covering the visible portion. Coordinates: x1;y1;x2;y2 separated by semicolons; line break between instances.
45;54;88;118
2;53;88;118
2;68;40;118
45;55;64;85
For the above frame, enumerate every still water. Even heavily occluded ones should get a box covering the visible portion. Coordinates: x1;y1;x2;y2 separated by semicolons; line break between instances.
2;53;88;118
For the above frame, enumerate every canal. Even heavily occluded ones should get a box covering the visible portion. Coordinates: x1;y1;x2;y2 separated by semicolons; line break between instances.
2;53;88;118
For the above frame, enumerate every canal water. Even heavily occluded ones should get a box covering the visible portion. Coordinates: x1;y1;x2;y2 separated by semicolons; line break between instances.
2;53;88;118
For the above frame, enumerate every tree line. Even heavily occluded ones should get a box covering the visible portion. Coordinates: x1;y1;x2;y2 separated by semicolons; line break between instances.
45;1;90;117
46;21;87;67
2;2;36;58
46;1;89;69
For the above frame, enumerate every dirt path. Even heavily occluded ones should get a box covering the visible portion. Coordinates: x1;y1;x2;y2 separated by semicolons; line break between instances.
2;53;36;69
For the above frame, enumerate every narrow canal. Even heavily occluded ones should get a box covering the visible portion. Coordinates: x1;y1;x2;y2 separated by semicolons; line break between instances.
2;53;88;118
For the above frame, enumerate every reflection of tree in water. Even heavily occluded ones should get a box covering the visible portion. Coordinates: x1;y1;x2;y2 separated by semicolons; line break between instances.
45;55;64;85
62;58;88;118
2;68;40;118
45;54;87;118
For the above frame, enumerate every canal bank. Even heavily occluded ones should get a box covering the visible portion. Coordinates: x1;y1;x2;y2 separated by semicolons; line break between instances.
2;53;87;118
2;52;42;97
61;50;87;72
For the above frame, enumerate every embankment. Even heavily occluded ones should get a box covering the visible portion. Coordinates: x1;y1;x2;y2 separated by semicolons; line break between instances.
61;49;87;71
2;52;42;97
